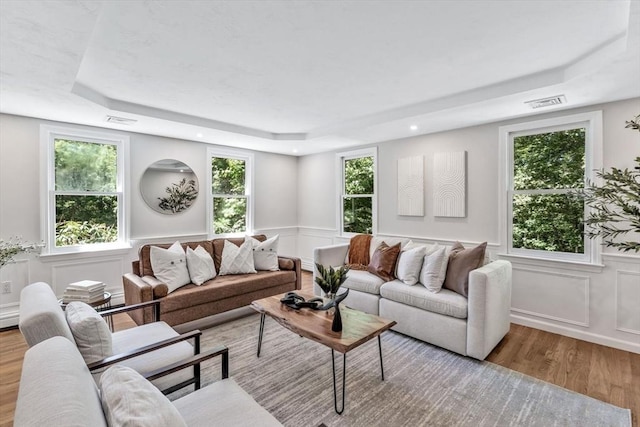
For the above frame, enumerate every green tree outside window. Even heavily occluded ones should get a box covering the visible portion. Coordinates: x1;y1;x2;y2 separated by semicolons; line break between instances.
211;157;247;234
53;139;118;246
343;156;374;234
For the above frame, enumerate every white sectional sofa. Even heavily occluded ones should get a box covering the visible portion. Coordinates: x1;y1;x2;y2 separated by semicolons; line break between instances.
314;236;512;360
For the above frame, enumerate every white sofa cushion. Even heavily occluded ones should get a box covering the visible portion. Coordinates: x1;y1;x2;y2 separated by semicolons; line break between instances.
65;301;112;365
219;239;257;275
342;269;385;295
419;245;449;292
100;365;187;427
150;241;190;293
251;235;280;271
396;245;426;285
174;377;283;426
380;280;468;319
186;245;216;285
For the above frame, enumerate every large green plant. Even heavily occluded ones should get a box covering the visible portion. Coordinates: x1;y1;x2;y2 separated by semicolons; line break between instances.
158;178;198;213
582;115;640;252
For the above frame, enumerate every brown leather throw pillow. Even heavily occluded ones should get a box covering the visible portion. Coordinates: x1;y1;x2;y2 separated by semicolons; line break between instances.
443;241;487;297
367;242;401;281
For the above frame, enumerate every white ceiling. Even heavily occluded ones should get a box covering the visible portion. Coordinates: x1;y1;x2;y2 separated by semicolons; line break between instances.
1;0;639;156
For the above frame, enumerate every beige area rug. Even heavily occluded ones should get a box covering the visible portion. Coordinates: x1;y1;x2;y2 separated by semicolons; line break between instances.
172;313;631;427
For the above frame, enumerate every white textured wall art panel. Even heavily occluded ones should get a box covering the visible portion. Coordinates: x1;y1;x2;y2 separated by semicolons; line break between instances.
397;156;424;216
433;152;466;217
616;270;640;334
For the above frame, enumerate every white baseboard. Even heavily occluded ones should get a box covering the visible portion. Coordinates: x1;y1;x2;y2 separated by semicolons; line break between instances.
510;314;640;354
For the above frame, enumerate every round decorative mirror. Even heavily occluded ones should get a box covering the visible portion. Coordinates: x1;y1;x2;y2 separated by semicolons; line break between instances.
140;159;199;214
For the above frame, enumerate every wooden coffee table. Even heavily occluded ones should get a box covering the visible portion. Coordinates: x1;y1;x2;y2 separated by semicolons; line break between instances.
251;292;396;414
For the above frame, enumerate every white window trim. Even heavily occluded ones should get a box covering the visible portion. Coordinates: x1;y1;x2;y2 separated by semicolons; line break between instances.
39;125;130;256
498;111;603;264
206;147;254;237
336;147;378;237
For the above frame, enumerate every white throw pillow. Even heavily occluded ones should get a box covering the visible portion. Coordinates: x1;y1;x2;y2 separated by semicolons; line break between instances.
419;245;450;292
66;301;112;365
219;239;257;275
251;235;280;271
150;241;190;293
100;365;187;427
186;245;216;285
396;245;426;285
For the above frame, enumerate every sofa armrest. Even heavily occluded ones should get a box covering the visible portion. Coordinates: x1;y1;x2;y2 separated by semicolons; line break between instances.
277;256;302;290
123;273;156;326
312;243;350;296
466;260;512;360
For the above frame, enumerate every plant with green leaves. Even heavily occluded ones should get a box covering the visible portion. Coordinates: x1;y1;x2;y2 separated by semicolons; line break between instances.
314;263;350;296
158;178;198;213
581;115;640;252
0;237;41;268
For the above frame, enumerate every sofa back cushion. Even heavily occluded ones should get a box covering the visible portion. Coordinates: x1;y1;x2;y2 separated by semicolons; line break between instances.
139;240;213;277
14;336;107;427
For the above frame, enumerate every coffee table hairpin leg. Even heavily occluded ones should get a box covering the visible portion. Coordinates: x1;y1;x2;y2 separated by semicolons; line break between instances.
332;335;386;415
257;313;266;357
331;350;347;415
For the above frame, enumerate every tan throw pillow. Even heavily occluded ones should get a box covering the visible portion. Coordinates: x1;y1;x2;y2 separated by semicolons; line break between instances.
368;242;401;281
443;242;487;297
66;301;112;365
100;365;187;427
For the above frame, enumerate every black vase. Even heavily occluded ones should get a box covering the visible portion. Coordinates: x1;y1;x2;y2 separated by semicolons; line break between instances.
331;301;343;332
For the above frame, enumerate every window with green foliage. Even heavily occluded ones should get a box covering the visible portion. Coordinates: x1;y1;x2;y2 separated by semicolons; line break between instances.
501;112;602;262
42;126;128;252
209;151;252;235
339;148;376;235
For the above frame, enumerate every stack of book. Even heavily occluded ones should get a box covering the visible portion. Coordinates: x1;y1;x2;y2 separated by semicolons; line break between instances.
62;280;106;304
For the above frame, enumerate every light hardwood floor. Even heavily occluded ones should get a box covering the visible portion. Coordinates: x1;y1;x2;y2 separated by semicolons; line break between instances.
1;271;638;426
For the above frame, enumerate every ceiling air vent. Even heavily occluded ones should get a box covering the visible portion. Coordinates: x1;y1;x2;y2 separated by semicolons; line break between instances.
525;95;566;109
105;115;137;125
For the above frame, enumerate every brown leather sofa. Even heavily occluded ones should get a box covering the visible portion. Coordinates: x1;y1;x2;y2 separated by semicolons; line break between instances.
123;235;301;326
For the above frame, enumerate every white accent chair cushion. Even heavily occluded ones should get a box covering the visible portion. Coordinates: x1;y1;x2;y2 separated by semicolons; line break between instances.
100;365;187;427
65;301;112;365
219;239;257;275
150;241;190;293
186;245;216;285
251;235;280;271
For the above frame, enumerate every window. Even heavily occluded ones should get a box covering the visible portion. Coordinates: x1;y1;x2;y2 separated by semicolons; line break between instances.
338;148;377;235
499;111;602;263
208;148;253;235
41;126;129;253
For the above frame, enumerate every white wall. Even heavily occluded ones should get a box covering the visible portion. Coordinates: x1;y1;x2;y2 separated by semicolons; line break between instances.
296;97;640;353
0;114;298;327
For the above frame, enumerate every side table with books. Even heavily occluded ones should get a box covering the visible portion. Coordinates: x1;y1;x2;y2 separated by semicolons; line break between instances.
58;280;113;331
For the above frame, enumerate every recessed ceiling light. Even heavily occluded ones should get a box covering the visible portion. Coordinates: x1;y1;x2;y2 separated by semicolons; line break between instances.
292;149;298;153
410;125;418;131
196;132;203;138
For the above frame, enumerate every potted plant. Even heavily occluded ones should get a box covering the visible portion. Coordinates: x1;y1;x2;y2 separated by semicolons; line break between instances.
314;263;350;331
581;115;640;252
